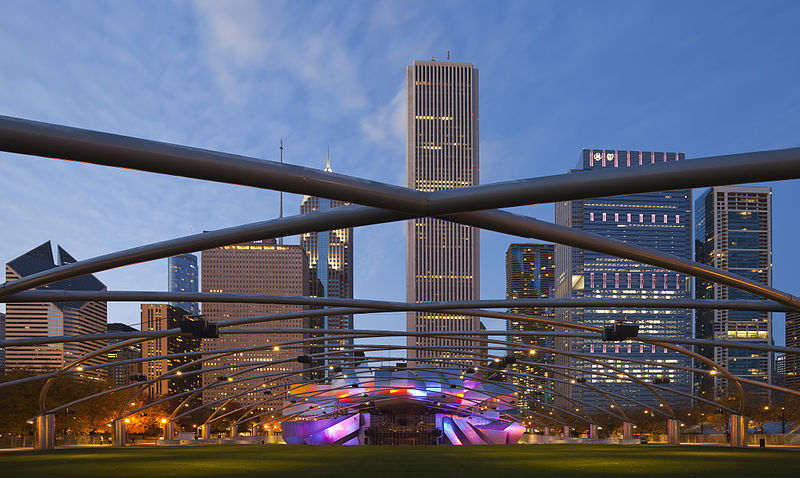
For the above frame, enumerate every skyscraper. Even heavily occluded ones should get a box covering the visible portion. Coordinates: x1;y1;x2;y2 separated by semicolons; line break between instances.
300;152;354;379
786;312;800;391
555;150;692;409
505;243;555;409
0;312;5;371
168;253;199;315
4;242;107;379
106;322;142;388
695;186;772;398
201;240;309;409
140;304;201;400
406;59;480;365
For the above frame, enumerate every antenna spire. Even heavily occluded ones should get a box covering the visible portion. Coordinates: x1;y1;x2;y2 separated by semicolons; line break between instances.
325;147;332;172
279;139;284;245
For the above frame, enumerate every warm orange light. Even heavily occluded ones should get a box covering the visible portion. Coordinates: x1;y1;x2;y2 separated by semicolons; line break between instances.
161;418;167;424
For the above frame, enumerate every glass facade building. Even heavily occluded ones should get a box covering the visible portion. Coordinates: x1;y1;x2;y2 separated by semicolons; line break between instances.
555;149;692;410
168;253;199;315
300;153;354;380
787;312;800;391
695;186;772;398
505;243;555;409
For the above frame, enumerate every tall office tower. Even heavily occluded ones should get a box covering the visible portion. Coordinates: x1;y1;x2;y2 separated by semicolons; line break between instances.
106;323;142;388
201;240;309;409
405;59;480;365
555;150;692;410
505;244;555;409
4;242;107;379
168;253;199;315
0;312;5;371
140;304;201;399
300;153;354;380
787;312;800;390
695;186;772;398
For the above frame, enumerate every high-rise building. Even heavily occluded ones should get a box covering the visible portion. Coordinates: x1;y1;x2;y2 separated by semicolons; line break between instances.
168;253;199;315
201;240;309;409
695;186;772;398
405;59;480;365
555;150;692;409
140;304;201;399
0;312;5;371
106;323;142;388
300;153;354;380
786;312;800;390
505;244;555;409
4;242;107;379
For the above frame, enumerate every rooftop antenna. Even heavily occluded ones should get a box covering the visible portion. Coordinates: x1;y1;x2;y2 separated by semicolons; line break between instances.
447;50;450;61
325;147;332;172
279;139;284;245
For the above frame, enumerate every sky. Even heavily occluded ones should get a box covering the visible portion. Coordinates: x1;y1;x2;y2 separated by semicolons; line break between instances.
0;0;798;350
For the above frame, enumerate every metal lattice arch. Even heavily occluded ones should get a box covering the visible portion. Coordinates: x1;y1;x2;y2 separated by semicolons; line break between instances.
0;115;799;448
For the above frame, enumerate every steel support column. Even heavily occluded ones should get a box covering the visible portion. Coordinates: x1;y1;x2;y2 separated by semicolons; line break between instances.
198;424;210;440
34;414;55;450
230;424;238;439
563;425;570;438
163;421;175;440
112;419;127;447
729;415;747;447
622;422;634;440
589;424;599;439
667;419;681;445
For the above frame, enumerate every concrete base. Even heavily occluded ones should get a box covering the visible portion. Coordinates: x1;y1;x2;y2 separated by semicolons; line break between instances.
34;414;55;450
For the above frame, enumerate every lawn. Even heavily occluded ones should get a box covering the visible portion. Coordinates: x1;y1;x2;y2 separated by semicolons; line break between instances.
0;444;796;477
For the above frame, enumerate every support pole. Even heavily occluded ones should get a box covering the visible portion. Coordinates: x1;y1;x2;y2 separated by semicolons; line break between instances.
251;424;259;437
589;424;599;439
112;419;127;447
163;421;175;440
667;419;681;445
198;424;210;440
563;425;570;438
543;426;550;436
622;422;633;440
230;424;238;438
34;414;55;450
729;414;747;447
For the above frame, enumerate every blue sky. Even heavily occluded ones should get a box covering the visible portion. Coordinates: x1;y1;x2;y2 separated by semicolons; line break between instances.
0;0;798;348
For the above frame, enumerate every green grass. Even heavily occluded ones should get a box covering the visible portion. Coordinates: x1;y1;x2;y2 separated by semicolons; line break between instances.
0;444;797;477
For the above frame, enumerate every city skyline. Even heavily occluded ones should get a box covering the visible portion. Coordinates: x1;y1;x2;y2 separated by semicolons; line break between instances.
0;2;798;351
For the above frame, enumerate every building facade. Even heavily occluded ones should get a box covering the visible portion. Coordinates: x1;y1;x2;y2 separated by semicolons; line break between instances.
0;312;5;371
201;240;309;410
695;186;772;398
787;312;800;390
505;243;555;409
406;59;480;365
4;242;107;379
106;322;142;388
555;150;693;410
168;253;199;315
300;153;354;380
140;304;201;399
